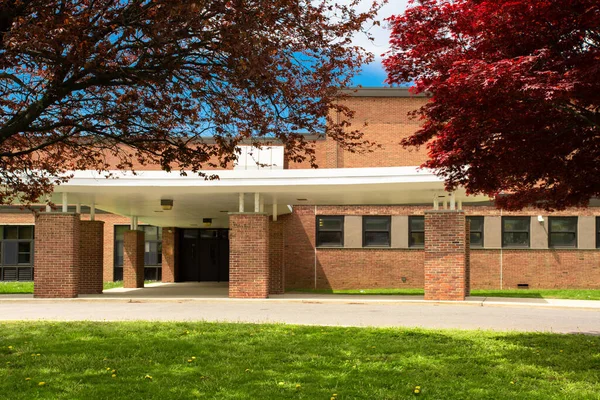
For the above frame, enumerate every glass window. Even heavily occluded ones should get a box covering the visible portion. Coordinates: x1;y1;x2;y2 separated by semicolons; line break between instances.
316;216;344;247
502;217;530;247
467;216;484;248
114;225;128;241
114;225;162;281
409;216;425;248
548;217;577;248
363;216;391;247
4;226;18;240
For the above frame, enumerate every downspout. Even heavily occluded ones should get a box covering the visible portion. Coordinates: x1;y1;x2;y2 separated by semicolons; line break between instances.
314;205;318;289
500;208;503;290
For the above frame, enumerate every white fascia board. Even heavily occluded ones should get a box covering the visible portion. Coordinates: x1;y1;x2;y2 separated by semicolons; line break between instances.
59;167;442;189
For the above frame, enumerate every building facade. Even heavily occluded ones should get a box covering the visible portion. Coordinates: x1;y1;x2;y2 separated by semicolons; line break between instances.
1;88;599;299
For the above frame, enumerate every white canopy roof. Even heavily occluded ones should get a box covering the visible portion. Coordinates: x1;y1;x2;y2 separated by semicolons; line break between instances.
51;167;489;228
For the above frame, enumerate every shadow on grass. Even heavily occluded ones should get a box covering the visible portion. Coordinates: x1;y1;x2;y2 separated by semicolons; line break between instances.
1;322;599;399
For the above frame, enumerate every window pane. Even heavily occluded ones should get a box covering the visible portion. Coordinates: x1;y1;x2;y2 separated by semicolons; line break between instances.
470;232;483;246
157;243;162;265
504;218;529;232
115;226;128;241
18;242;30;253
200;230;218;239
115;241;124;266
467;217;483;231
18;226;33;239
364;232;390;247
157;228;163;240
143;226;158;240
318;231;342;247
550;218;577;232
410;217;424;231
503;232;529;246
3;242;18;265
4;226;18;239
18;253;31;264
410;232;425;247
550;232;576;247
183;230;198;239
317;217;343;231
364;217;390;231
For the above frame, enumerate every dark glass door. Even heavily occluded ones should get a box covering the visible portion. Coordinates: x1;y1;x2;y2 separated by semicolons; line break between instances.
179;229;229;282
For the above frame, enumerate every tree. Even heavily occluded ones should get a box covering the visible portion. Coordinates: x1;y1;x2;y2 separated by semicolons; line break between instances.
0;0;380;205
384;0;600;210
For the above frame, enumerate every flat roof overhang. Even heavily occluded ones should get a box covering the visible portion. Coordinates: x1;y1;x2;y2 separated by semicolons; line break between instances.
50;167;490;228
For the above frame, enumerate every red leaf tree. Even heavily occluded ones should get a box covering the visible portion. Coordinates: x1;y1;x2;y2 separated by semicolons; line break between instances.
0;0;380;205
384;0;600;210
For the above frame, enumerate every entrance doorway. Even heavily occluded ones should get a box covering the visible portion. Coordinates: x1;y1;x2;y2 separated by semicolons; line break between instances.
179;229;229;282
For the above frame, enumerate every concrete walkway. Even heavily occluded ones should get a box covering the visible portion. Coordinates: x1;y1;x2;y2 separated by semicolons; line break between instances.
0;283;598;334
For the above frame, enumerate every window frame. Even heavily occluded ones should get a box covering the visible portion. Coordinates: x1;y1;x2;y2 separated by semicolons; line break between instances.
362;216;391;248
315;216;344;248
466;216;484;248
501;216;531;248
408;216;425;248
548;216;578;249
113;225;163;282
0;225;35;282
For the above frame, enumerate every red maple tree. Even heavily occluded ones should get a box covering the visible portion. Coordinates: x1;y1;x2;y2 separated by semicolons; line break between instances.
0;0;380;205
384;0;600;210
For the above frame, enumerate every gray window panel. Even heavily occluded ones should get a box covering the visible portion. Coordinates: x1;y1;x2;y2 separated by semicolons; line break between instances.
3;267;17;281
3;242;18;265
18;268;32;281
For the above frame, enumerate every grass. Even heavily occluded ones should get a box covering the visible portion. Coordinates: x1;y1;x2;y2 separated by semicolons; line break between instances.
0;281;158;294
0;322;599;399
290;288;600;300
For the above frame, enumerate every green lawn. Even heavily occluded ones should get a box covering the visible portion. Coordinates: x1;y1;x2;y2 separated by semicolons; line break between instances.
0;322;599;399
291;288;600;300
0;281;157;294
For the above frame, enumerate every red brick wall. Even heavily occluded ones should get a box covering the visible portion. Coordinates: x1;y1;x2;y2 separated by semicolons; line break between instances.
269;219;285;294
33;213;80;298
471;250;600;289
161;227;178;283
79;220;104;294
315;249;424;289
123;230;144;288
229;213;270;298
424;211;468;301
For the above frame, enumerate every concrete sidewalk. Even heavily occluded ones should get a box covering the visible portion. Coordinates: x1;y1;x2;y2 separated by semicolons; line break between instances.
0;298;598;334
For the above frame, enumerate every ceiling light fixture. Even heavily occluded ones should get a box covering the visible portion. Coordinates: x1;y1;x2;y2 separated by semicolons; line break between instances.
161;199;174;211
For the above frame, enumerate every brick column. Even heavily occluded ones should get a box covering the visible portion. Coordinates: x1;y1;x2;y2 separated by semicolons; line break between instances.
34;213;80;298
79;220;104;294
229;213;270;298
269;219;285;295
123;230;145;288
162;227;178;283
424;210;468;301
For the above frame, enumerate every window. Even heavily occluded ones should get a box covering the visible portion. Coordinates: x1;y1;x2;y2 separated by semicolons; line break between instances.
0;225;34;281
409;216;425;248
114;225;162;281
502;217;530;248
548;217;577;248
316;216;344;247
466;216;484;248
363;216;391;247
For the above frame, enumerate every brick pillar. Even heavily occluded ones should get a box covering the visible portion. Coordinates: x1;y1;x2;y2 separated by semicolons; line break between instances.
162;227;178;283
34;213;80;298
269;219;285;295
79;220;104;294
424;210;468;301
229;213;269;298
123;230;145;288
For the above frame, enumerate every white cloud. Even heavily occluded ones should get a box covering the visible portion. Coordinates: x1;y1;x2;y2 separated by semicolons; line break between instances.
338;0;411;59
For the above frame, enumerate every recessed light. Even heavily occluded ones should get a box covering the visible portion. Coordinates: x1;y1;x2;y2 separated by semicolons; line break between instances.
220;210;229;213
296;198;308;201
154;210;163;213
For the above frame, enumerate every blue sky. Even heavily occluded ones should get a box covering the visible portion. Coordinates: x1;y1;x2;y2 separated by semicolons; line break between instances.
344;0;410;87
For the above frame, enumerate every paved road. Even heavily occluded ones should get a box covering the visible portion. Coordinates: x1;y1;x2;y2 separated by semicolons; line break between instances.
0;300;598;334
